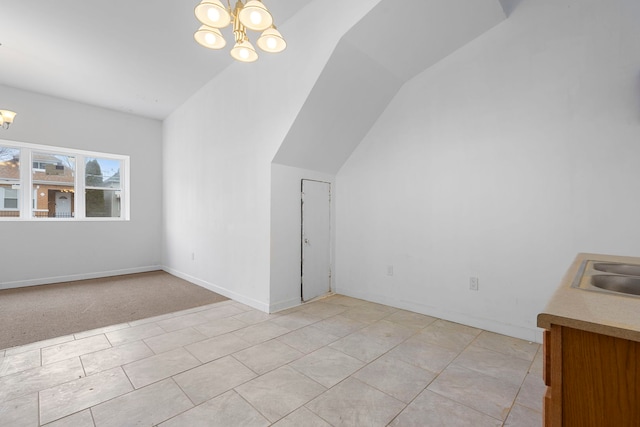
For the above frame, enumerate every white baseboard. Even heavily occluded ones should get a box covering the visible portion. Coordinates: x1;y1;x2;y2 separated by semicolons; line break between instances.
336;288;542;343
162;266;270;313
270;297;303;313
0;266;163;291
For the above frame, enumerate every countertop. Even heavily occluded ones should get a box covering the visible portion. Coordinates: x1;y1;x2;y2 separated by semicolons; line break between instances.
537;252;640;342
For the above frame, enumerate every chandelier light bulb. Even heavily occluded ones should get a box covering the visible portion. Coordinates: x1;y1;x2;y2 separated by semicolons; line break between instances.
208;8;220;22
250;11;262;26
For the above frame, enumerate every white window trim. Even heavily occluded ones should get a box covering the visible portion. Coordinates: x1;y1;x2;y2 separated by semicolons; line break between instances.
0;138;130;221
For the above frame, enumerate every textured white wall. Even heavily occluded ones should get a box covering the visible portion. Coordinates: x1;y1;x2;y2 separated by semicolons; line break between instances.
0;85;163;289
335;0;640;341
162;0;382;311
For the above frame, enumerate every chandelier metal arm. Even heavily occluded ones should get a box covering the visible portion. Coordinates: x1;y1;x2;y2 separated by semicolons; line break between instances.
232;2;246;44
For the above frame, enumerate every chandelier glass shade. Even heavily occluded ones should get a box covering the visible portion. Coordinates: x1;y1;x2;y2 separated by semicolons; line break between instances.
238;1;272;31
194;25;226;49
195;0;231;28
230;40;258;62
0;110;17;129
194;0;286;62
257;26;285;53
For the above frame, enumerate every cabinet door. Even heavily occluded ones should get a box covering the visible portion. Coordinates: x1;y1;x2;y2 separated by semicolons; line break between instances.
561;327;640;426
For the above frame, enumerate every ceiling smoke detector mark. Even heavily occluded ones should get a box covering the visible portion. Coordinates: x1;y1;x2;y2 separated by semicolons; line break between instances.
470;277;479;291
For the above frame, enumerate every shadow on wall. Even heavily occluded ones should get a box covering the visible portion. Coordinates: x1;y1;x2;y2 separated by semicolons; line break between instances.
499;0;525;17
637;71;640;121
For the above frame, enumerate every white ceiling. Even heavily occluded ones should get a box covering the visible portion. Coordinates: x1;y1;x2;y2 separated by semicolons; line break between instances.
0;0;314;120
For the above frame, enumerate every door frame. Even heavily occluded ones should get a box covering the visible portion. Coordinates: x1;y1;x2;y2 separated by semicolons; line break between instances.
301;179;332;302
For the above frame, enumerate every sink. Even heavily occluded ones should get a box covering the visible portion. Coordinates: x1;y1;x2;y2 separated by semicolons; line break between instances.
571;260;640;297
593;263;640;276
591;275;640;296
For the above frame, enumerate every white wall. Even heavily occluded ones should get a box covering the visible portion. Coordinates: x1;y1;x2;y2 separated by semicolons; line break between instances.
162;0;382;311
335;0;640;342
270;163;335;311
0;85;163;289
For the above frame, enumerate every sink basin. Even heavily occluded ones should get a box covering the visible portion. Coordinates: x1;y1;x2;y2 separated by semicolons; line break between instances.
591;275;640;296
571;259;640;297
593;263;640;276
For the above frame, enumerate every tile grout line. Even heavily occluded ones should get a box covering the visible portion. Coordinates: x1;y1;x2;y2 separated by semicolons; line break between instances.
37;389;41;427
79;355;88;378
89;406;97;427
234;387;272;425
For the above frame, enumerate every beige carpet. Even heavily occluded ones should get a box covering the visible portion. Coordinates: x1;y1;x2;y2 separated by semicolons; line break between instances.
0;271;228;350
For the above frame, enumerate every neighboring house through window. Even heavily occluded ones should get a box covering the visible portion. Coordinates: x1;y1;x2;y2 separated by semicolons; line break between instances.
0;140;129;221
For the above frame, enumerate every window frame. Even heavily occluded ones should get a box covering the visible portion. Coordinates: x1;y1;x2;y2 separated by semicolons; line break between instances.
0;139;130;221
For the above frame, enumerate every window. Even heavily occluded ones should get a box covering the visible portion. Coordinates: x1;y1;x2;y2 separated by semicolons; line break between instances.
32;161;52;170
85;157;122;218
32;152;76;218
0;146;20;217
2;188;18;209
0;141;129;221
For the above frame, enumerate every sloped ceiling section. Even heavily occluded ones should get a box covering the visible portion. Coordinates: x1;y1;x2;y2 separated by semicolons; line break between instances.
273;0;506;174
270;41;401;173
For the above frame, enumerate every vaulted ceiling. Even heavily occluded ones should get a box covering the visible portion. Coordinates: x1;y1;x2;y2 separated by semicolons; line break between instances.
0;0;314;119
0;0;508;139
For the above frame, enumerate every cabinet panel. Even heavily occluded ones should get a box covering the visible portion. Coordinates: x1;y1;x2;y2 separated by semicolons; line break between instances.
543;329;551;386
561;327;640;426
549;325;563;426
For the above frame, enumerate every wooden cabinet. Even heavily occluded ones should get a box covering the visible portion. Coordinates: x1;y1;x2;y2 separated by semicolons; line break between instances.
542;324;640;426
539;254;640;426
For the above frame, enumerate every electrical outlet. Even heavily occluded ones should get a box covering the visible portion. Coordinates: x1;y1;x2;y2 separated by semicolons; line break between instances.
191;252;195;261
470;277;479;291
387;265;394;276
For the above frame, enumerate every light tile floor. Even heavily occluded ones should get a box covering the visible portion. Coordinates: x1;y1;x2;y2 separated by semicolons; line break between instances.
0;295;545;426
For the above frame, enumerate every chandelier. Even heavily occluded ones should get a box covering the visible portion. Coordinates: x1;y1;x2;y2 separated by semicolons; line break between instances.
194;0;286;63
0;110;17;129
